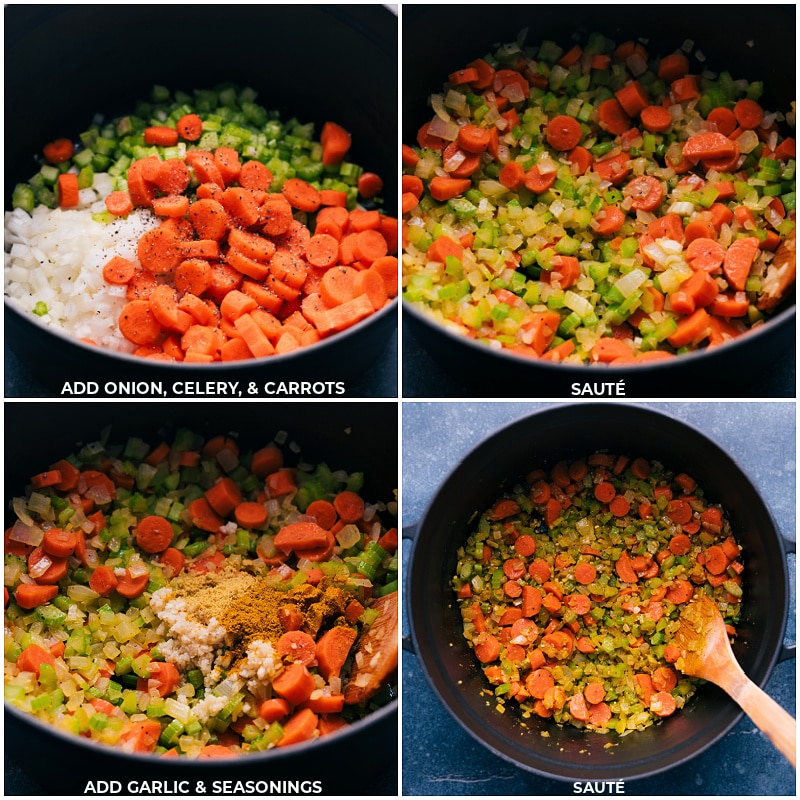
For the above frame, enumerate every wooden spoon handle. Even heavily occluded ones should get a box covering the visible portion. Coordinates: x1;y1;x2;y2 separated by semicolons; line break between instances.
730;677;796;768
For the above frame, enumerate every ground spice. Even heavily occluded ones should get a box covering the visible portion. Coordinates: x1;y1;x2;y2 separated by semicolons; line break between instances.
167;568;349;665
169;569;256;625
218;577;286;661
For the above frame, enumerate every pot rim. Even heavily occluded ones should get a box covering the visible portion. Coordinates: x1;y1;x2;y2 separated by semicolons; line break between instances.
4;296;398;372
405;401;790;782
403;299;796;378
3;694;397;769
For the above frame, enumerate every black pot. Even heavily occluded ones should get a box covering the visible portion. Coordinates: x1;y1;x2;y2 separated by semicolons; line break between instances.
401;5;796;397
5;5;398;397
404;403;793;782
4;401;398;796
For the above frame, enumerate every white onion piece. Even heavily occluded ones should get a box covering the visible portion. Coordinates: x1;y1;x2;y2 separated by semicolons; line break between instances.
13;497;34;526
29;553;53;578
8;520;44;547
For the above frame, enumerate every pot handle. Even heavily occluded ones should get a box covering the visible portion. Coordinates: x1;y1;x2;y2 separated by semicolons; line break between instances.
401;524;419;653
403;522;420;542
778;535;796;662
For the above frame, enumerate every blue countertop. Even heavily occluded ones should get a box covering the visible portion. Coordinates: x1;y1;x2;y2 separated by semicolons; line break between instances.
401;402;796;796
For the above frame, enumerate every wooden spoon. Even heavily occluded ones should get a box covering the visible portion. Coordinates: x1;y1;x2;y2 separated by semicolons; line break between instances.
672;592;796;767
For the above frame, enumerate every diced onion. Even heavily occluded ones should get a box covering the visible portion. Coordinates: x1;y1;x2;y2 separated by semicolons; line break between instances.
12;497;34;526
29;553;53;578
335;524;361;549
127;558;150;578
430;94;450;123
427;115;459;142
8;519;44;547
615;269;648;299
67;584;101;603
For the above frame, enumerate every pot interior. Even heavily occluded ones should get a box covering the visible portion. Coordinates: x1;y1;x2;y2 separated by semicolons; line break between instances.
403;5;794;143
4;401;398;794
4;5;398;391
408;404;788;780
7;5;397;209
401;5;796;389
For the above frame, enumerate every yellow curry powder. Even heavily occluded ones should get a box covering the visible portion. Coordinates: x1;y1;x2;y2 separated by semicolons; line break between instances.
170;568;349;663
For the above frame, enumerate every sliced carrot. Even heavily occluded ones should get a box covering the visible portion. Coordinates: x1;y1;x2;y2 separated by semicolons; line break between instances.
615;551;638;584
301;233;337;269
275;521;329;553
105;190;134;217
137;226;182;275
17;643;57;675
187;150;225;187
332;490;365;524
277;707;319;747
43;138;74;164
260;199;294;236
42;527;77;558
665;578;694;604
220;186;261;228
297;501;336;533
682;131;736;162
102;255;136;285
320;121;352;166
623;175;663;211
174;258;211;296
429;176;471;201
144;126;179;147
217;156;261;190
357;171;384;199
319;265;359;307
188;497;225;532
269;249;308;289
657;52;689;83
119;300;163;345
524;164;557;194
120;720;162;753
14;584;59;610
177;113;203;141
272;662;316;705
315;294;374;335
353;229;389;264
723;236;759;291
353;269;389;311
204;477;242;517
233;501;268;530
319;189;348;207
152;194;190;218
158;547;185;578
115;568;150;599
615;80;649;118
276;630;317;667
133;515;174;554
640;105;673;133
259;698;291;723
597;98;631;136
594;152;631;186
282;177;321;212
707;106;737;137
370;256;398;297
667;307;711;348
671;75;700;102
86;564;118;596
733;98;764;130
498;160;526;190
149;284;180;330
57;173;80;208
